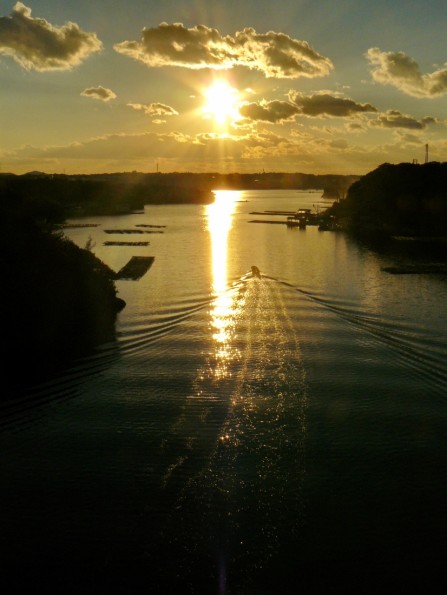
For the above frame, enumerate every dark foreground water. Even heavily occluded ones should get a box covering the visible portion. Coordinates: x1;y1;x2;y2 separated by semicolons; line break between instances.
1;190;447;593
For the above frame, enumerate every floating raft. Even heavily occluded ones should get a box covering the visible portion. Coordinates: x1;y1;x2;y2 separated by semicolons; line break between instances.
136;224;166;228
382;264;447;275
115;256;155;280
104;241;149;246
104;229;164;234
60;223;100;228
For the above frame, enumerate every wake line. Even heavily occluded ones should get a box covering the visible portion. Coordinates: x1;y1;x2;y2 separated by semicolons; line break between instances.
0;274;257;429
0;341;123;430
157;275;309;583
117;275;254;356
265;275;447;394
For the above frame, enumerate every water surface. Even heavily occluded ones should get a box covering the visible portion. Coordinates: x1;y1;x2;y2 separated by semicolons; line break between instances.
1;190;447;593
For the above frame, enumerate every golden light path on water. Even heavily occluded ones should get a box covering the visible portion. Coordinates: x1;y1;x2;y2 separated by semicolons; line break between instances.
206;190;241;378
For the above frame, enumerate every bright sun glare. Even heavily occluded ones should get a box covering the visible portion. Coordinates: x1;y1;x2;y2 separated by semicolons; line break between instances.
203;81;240;126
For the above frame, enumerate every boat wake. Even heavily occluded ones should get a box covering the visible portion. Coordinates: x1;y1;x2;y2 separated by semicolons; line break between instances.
150;275;309;591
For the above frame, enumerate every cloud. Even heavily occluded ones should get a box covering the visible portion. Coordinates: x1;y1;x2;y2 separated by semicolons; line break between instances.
239;100;299;123
3;131;242;162
288;91;377;117
0;2;102;71
370;109;437;130
366;47;447;98
127;102;179;116
114;23;333;79
7;126;437;175
346;121;367;133
396;132;425;144
81;86;117;102
239;92;377;123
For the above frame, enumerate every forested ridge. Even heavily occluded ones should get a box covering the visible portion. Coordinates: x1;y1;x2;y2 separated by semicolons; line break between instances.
328;162;447;237
0;187;123;395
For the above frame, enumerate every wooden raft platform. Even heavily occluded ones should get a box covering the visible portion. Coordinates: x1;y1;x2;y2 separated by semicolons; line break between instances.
382;264;447;275
104;229;163;234
60;223;100;228
104;241;149;246
115;256;155;280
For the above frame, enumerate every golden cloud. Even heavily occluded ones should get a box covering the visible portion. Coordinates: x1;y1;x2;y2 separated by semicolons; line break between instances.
366;47;447;98
114;23;333;79
0;2;102;71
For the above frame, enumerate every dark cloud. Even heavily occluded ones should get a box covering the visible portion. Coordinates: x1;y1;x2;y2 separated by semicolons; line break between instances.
371;109;437;130
81;86;116;102
114;23;333;79
239;100;299;123
366;47;447;98
289;91;377;117
127;102;179;116
346;121;367;132
398;133;425;144
328;138;349;150
0;2;102;71
238;92;377;124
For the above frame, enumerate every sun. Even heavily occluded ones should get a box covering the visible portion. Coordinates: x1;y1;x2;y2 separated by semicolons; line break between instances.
202;81;241;126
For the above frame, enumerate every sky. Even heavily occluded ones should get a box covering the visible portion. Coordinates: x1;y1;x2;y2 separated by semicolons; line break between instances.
1;0;447;175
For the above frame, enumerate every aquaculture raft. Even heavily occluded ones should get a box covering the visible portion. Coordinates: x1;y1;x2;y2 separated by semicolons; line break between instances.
60;223;100;228
115;256;155;280
104;241;149;246
104;229;163;234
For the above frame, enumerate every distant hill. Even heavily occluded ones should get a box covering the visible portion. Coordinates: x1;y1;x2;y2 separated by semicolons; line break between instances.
1;171;359;217
0;173;215;217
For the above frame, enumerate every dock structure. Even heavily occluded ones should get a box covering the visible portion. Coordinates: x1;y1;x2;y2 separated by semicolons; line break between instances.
249;219;289;225
115;256;155;280
249;208;323;227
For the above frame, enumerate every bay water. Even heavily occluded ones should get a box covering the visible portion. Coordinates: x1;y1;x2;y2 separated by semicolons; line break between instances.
1;190;447;593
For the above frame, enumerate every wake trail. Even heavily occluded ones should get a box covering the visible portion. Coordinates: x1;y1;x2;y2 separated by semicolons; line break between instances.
157;275;309;588
267;274;447;395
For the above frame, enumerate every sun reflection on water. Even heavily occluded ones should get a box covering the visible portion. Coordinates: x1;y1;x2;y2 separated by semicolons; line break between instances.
207;190;241;378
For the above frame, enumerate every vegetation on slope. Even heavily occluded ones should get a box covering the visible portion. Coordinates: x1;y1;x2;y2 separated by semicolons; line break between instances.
0;189;123;395
328;162;447;238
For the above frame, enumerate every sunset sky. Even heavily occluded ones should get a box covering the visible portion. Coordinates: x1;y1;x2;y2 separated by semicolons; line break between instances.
1;0;447;175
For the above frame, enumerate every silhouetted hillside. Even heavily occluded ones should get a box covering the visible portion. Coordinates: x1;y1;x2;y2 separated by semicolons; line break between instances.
0;171;358;217
328;162;447;237
0;174;215;217
0;189;123;395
